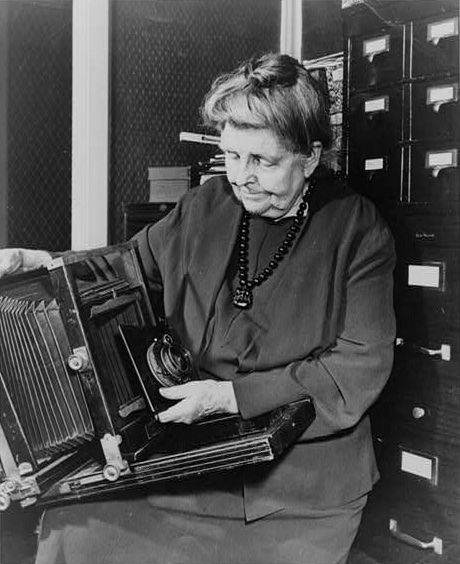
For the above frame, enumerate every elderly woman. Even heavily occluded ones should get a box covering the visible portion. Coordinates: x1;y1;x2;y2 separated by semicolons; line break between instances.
0;53;395;564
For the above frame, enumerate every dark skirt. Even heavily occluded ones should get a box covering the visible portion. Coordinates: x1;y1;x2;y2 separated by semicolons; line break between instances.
35;484;366;564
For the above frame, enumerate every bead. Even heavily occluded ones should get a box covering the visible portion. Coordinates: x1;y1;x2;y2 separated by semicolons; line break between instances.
232;186;313;309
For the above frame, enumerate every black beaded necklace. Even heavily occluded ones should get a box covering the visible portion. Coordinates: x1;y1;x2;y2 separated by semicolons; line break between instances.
232;181;314;309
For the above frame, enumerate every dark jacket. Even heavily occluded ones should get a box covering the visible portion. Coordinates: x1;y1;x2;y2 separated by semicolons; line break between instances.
134;174;396;522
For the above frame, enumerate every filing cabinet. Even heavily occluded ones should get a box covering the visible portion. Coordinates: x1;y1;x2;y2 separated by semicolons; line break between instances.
411;15;459;78
344;1;460;561
411;80;459;141
348;88;403;150
348;26;405;90
347;146;402;202
409;143;459;203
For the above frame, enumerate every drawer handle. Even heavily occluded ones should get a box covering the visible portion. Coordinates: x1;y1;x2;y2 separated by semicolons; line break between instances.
396;338;451;361
389;519;443;555
412;407;425;419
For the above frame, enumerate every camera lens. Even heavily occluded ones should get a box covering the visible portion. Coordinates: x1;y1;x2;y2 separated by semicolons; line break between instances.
160;341;192;380
147;333;193;387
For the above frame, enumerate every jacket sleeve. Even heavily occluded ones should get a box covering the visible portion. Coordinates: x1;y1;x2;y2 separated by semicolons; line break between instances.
133;224;164;293
131;198;188;316
132;188;196;293
232;212;396;440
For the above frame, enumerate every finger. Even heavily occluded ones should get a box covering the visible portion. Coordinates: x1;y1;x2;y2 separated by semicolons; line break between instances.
159;383;196;400
157;398;194;424
0;251;19;277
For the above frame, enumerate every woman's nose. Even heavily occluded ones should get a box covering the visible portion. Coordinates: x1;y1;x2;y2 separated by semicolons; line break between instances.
234;161;256;186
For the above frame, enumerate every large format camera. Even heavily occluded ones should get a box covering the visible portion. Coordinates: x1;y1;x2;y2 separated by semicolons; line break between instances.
0;243;314;512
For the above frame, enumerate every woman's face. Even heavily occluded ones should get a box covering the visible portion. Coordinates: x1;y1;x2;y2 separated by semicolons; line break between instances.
220;123;317;219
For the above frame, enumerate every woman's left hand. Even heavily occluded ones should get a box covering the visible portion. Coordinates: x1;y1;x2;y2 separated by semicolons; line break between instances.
157;380;238;424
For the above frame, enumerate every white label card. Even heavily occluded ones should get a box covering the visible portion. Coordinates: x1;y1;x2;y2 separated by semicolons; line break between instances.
365;158;384;171
427;85;456;104
408;264;441;288
426;150;457;168
401;450;435;481
363;35;389;56
428;18;458;42
365;96;389;113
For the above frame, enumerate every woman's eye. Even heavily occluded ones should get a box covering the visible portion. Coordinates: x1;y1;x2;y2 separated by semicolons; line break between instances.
225;152;239;160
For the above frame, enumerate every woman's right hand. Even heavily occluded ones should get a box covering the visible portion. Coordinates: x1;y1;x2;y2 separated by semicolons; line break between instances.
0;248;53;278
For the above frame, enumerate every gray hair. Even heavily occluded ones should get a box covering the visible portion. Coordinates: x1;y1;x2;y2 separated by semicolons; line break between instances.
201;53;333;155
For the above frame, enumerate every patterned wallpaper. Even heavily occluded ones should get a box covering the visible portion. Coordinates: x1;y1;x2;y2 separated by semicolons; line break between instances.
6;0;72;250
109;0;281;243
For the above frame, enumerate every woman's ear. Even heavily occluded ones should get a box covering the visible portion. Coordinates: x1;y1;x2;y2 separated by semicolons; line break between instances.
303;142;322;178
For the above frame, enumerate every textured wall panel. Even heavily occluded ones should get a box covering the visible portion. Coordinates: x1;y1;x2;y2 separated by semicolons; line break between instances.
110;0;281;243
7;0;72;251
302;0;343;60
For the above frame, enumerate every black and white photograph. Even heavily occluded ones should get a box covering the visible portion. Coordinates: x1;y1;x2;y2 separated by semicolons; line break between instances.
0;0;459;563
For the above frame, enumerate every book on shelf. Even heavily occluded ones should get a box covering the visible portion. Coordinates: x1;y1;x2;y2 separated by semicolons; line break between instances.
148;166;191;181
148;166;191;202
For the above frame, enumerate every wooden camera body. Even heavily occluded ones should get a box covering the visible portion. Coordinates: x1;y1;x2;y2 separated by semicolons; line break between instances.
0;242;314;511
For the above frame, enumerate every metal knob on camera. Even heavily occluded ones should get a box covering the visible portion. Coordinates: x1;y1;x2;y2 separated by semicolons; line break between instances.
68;347;90;371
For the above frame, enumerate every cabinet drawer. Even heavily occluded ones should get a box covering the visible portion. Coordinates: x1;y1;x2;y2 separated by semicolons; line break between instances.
350;26;404;90
412;15;459;78
348;146;402;202
377;388;460;445
394;245;459;293
377;430;460;492
389;351;460;409
412;80;460;141
348;88;403;152
409;142;460;203
393;249;460;335
385;207;460;250
387;488;459;555
394;293;460;344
